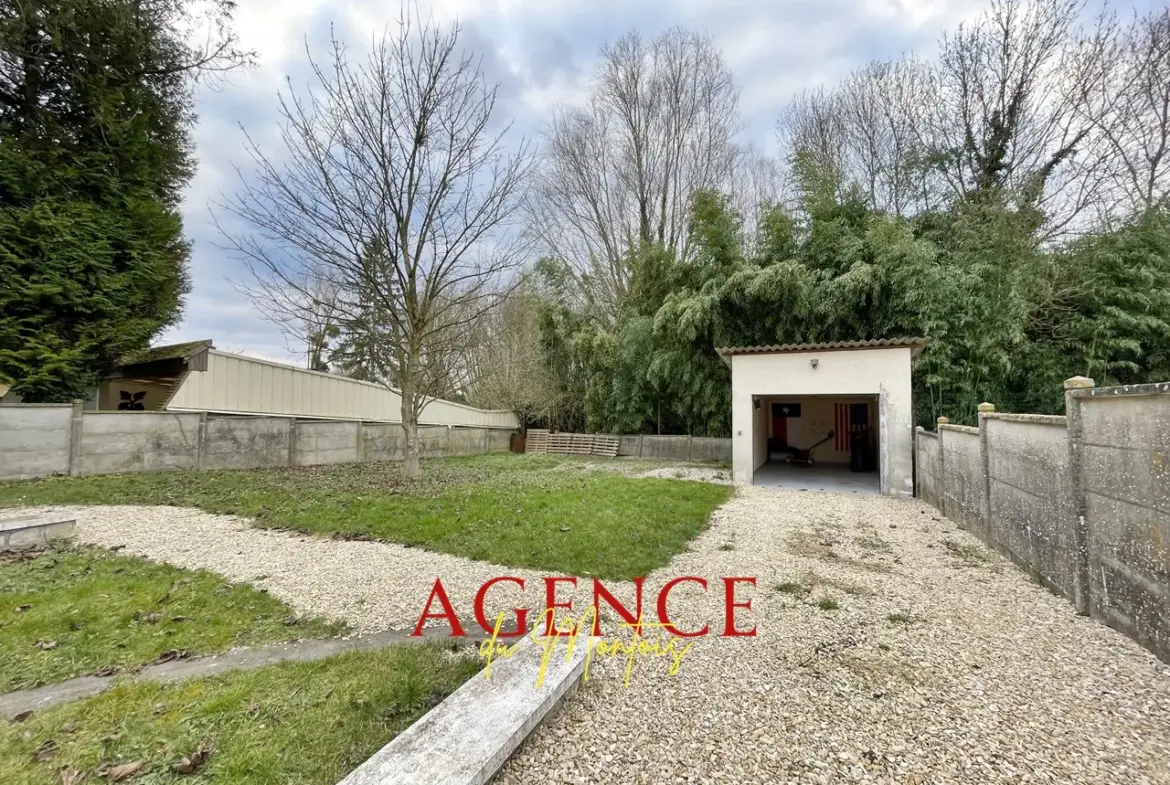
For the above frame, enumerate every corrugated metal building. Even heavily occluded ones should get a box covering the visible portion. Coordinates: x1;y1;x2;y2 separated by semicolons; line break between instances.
98;341;518;429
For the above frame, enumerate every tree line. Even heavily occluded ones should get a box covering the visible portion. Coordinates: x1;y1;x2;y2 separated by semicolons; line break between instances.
468;0;1170;435
2;0;1167;475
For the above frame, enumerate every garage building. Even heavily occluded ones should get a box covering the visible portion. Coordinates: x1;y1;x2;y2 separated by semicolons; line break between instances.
718;339;925;496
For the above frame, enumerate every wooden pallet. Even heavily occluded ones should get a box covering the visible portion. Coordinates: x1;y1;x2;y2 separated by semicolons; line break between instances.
529;432;621;458
525;429;549;454
590;435;620;457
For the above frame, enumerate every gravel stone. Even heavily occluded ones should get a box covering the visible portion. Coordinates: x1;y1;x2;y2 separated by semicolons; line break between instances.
12;481;1170;783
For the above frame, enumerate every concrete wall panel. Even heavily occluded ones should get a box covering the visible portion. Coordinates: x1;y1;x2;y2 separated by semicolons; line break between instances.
293;420;360;466
0;405;72;480
1081;394;1170;661
985;418;1075;596
203;417;291;470
939;427;984;535
79;413;202;475
690;437;732;463
362;424;404;462
640;436;690;461
487;429;513;453
915;431;940;508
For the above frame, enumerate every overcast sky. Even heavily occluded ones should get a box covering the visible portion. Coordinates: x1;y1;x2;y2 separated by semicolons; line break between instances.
161;0;1156;364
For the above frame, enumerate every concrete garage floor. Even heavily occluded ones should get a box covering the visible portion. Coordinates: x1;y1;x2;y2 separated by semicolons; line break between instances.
752;461;880;494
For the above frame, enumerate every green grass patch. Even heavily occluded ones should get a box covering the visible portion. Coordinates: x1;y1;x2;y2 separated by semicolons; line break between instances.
815;597;840;611
886;612;913;624
773;581;808;596
0;643;481;785
0;546;344;691
0;455;732;580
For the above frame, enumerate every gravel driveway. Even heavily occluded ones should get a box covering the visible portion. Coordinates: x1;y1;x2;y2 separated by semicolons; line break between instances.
14;484;1170;783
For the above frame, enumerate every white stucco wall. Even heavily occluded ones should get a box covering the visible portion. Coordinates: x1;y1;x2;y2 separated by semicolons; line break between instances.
730;347;915;495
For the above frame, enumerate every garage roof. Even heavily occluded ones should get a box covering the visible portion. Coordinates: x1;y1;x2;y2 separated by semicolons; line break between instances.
716;338;926;362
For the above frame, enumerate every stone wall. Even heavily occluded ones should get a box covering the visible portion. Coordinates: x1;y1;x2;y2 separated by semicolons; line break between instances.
915;380;1170;664
0;406;516;481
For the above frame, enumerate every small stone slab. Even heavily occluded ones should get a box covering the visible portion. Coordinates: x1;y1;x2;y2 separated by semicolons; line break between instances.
0;513;76;550
337;636;589;785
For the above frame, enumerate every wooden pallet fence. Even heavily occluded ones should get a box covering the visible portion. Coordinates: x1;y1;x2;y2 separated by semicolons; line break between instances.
523;430;619;458
525;429;549;454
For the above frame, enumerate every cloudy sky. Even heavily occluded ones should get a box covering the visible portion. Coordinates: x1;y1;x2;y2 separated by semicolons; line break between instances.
162;0;1152;363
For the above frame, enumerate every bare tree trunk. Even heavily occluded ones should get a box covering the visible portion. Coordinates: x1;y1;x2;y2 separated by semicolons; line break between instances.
400;384;420;479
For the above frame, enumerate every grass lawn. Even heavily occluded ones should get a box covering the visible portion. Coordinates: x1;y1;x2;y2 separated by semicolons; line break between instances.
0;643;482;785
0;545;344;691
0;454;733;580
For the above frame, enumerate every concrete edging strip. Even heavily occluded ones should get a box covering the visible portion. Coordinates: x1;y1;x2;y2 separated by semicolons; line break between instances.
337;636;589;785
0;514;76;550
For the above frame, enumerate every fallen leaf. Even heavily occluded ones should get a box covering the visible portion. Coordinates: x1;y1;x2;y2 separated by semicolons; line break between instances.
34;738;58;762
171;741;214;775
91;666;122;678
152;703;167;716
16;604;33;612
60;766;86;785
245;701;260;718
36;640;59;651
60;722;77;734
102;761;145;781
169;616;191;623
12;710;33;723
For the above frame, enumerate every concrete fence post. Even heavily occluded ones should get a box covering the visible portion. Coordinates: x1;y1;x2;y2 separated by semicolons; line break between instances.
68;399;85;476
196;412;209;470
686;434;694;462
355;421;366;464
976;403;995;539
637;434;644;458
288;419;299;467
1064;376;1095;616
447;425;454;457
935;417;949;518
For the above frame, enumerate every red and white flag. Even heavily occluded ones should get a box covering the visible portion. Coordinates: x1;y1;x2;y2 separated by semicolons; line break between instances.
835;404;851;451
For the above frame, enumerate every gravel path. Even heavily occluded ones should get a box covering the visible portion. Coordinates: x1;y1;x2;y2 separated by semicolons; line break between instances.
494;488;1170;785
12;486;1170;783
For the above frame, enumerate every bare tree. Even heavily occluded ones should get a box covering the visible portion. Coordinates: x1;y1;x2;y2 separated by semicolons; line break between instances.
1076;8;1170;220
528;28;742;322
234;268;341;371
463;281;559;426
923;0;1104;232
217;15;533;478
778;0;1124;236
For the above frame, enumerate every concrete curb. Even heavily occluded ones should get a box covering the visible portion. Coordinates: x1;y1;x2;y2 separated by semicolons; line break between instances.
0;513;76;550
0;628;485;720
337;636;590;785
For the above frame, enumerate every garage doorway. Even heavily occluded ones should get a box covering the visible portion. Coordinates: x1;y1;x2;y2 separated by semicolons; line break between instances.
753;394;880;494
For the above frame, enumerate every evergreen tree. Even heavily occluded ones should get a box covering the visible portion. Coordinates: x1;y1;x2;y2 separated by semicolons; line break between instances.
0;0;246;401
